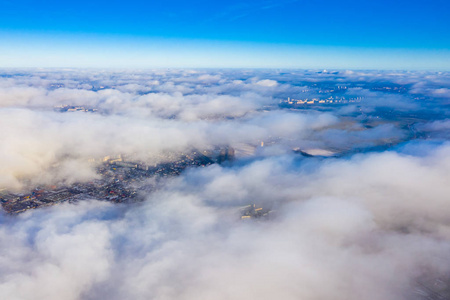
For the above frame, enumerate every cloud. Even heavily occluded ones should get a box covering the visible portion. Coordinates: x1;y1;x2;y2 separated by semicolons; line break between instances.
0;106;342;189
1;142;450;299
255;79;278;87
0;68;449;299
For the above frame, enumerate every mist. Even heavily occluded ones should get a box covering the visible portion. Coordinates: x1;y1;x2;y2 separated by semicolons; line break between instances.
1;69;449;299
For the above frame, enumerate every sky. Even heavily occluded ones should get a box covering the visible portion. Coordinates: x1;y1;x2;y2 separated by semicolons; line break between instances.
0;0;449;69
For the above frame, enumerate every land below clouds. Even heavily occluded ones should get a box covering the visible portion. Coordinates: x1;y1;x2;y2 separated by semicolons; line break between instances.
0;69;449;300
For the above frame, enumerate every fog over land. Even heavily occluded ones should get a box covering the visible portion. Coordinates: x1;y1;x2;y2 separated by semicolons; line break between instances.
1;69;450;300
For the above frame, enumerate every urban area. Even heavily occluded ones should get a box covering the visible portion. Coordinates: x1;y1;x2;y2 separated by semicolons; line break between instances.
0;148;235;214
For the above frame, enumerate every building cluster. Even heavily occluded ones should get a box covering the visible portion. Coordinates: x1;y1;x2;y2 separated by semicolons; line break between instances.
317;86;348;94
281;96;363;106
0;187;87;214
54;105;98;112
370;86;407;93
48;83;65;89
1;148;234;214
240;204;273;220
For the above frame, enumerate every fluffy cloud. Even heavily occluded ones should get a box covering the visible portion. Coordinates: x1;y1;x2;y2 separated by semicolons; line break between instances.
0;107;340;189
0;68;449;300
1;142;450;299
255;79;278;87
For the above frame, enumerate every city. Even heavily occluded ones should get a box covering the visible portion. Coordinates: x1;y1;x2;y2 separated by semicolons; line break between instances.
0;148;233;214
0;0;448;297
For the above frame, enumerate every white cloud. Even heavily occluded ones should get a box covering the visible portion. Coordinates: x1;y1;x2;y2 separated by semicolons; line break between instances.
255;79;278;87
0;69;449;300
1;143;450;299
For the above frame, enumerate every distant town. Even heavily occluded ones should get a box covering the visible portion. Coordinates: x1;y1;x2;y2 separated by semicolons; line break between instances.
54;104;98;113
280;96;363;106
0;148;235;214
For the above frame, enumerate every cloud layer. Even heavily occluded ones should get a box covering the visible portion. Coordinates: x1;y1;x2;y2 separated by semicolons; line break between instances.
1;69;450;299
1;143;450;300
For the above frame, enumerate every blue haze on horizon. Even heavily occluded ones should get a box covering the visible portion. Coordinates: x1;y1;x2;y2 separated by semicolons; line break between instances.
0;0;449;70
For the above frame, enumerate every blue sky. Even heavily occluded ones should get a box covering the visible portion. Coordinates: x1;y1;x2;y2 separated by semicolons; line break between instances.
0;0;449;69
